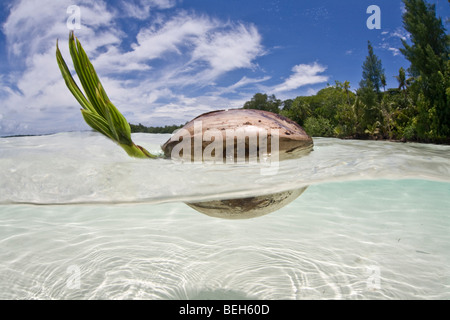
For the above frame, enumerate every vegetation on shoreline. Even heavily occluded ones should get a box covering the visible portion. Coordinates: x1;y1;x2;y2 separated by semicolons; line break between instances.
243;0;449;144
129;123;183;134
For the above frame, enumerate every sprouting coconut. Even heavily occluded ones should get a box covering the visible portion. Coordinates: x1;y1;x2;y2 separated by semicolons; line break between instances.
56;32;313;219
162;108;313;162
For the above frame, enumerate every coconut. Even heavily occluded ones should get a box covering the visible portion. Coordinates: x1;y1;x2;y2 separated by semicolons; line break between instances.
161;109;313;162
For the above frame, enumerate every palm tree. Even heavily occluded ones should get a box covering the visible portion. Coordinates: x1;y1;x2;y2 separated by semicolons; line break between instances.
365;121;381;139
395;67;407;99
343;80;351;105
381;73;387;92
380;98;395;140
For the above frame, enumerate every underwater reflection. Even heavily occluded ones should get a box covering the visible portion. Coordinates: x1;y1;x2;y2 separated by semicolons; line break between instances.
187;187;308;219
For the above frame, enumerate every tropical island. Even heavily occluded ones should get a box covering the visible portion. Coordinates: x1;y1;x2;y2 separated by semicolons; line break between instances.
132;0;449;144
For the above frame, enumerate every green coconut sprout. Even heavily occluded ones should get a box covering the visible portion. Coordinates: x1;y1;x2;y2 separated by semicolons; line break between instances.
56;31;156;159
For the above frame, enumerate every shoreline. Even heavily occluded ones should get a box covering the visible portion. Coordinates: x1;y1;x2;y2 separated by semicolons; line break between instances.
339;135;450;146
2;130;450;146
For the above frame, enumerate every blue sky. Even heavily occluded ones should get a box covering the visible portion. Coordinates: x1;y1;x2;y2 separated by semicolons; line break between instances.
0;0;448;136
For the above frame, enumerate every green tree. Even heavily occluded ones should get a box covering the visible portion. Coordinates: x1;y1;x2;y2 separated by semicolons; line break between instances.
343;80;351;105
358;42;385;134
280;97;311;126
380;96;396;140
303;116;334;137
400;0;450;140
281;99;294;111
364;121;381;139
360;41;386;95
357;82;381;133
381;73;387;92
335;96;365;138
396;67;407;93
309;81;353;126
243;93;281;114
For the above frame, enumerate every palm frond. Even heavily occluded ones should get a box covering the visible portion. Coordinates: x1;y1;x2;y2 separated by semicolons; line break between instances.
56;31;157;159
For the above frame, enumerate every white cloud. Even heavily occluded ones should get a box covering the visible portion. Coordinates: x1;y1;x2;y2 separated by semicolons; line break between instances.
118;14;265;85
122;2;151;20
191;23;264;78
120;0;177;19
380;42;401;57
223;76;271;92
273;62;329;93
0;1;266;135
388;47;401;56
140;92;249;126
378;27;409;57
3;0;117;57
390;28;409;41
400;2;407;15
148;0;178;10
92;12;264;80
131;12;215;60
0;0;122;135
306;88;319;96
4;2;60;60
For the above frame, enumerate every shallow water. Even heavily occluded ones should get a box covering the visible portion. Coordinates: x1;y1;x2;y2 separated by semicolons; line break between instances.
0;133;449;299
1;132;449;204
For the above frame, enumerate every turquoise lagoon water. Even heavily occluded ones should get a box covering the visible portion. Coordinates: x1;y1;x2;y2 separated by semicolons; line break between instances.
0;132;449;299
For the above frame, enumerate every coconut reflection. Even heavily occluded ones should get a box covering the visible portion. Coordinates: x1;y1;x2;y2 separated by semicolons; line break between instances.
178;137;312;220
186;187;308;219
